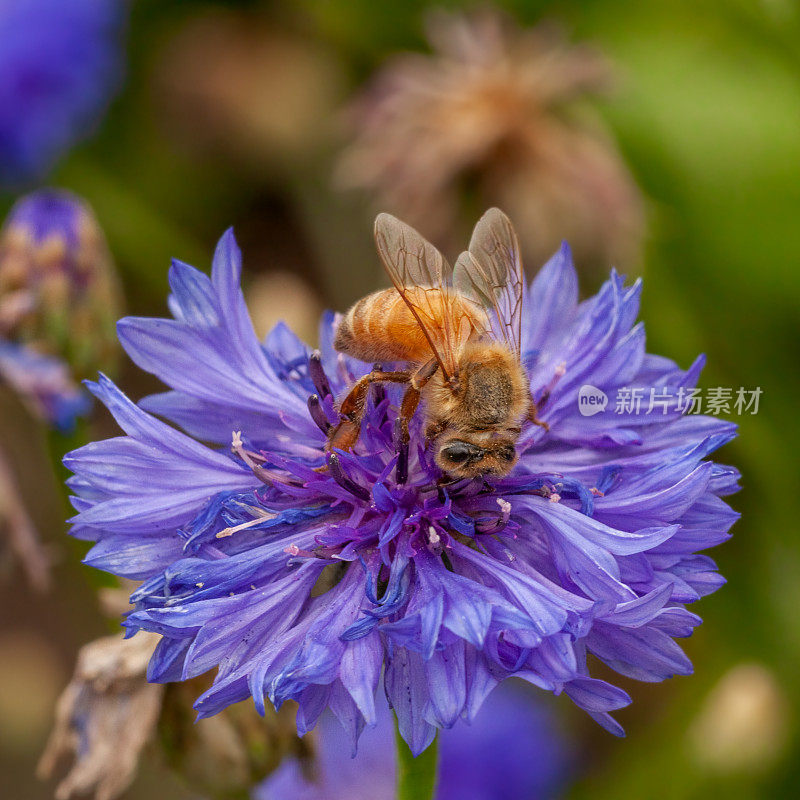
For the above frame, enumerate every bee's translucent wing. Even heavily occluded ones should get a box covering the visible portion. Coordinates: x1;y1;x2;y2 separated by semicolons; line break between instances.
374;213;478;381
453;208;524;356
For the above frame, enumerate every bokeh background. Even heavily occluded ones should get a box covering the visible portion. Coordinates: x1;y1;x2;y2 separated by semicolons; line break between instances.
1;0;798;798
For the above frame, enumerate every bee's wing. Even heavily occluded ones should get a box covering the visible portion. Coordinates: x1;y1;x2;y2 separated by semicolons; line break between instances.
453;208;524;356
374;213;469;381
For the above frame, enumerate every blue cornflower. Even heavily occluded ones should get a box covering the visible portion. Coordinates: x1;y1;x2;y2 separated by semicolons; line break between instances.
259;683;572;800
0;0;123;185
66;224;738;754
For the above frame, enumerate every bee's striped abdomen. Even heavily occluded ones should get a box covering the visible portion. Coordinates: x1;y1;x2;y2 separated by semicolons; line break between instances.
335;289;436;364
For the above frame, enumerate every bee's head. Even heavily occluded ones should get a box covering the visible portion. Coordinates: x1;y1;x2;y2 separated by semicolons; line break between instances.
434;433;518;478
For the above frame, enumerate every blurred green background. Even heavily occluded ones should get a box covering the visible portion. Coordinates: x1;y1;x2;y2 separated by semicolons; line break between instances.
1;0;798;798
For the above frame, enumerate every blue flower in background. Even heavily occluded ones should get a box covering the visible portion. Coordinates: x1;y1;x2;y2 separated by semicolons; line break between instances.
66;227;738;754
259;683;572;800
0;0;123;185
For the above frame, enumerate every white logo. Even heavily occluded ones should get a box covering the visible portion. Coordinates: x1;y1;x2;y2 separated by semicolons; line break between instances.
578;385;608;416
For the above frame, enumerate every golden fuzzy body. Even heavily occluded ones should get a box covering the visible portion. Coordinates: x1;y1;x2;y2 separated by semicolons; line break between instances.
335;293;531;477
328;208;543;479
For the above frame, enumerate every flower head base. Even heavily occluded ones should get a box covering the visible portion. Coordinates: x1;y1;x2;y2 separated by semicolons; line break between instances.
0;0;123;185
67;225;738;754
337;10;643;270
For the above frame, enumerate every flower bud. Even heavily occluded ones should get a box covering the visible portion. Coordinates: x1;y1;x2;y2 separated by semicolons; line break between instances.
689;663;789;773
0;189;121;378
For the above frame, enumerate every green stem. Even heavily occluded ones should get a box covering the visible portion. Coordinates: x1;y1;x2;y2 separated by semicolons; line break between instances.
394;716;439;800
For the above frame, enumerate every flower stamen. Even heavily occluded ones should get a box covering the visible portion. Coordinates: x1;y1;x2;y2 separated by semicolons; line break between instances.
307;393;331;433
308;350;332;400
327;453;371;501
215;509;277;539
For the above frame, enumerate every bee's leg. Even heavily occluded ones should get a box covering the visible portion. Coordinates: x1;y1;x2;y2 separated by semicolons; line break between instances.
327;370;410;453
527;398;550;432
395;359;439;483
396;359;438;445
398;386;422;442
395;387;420;484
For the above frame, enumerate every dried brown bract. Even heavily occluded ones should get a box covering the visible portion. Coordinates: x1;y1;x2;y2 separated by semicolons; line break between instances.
37;632;162;800
39;627;312;800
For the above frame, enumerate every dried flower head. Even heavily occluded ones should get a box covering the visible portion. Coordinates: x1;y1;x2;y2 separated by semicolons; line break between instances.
337;11;643;270
66;220;737;755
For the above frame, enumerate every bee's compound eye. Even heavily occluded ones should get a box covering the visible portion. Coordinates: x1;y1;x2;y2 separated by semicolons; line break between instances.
441;442;479;464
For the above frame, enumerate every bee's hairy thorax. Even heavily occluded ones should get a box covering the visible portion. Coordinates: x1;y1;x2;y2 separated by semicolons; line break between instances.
422;340;530;436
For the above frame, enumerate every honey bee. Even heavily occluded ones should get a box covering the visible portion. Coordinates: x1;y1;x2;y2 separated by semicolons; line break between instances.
329;208;547;478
